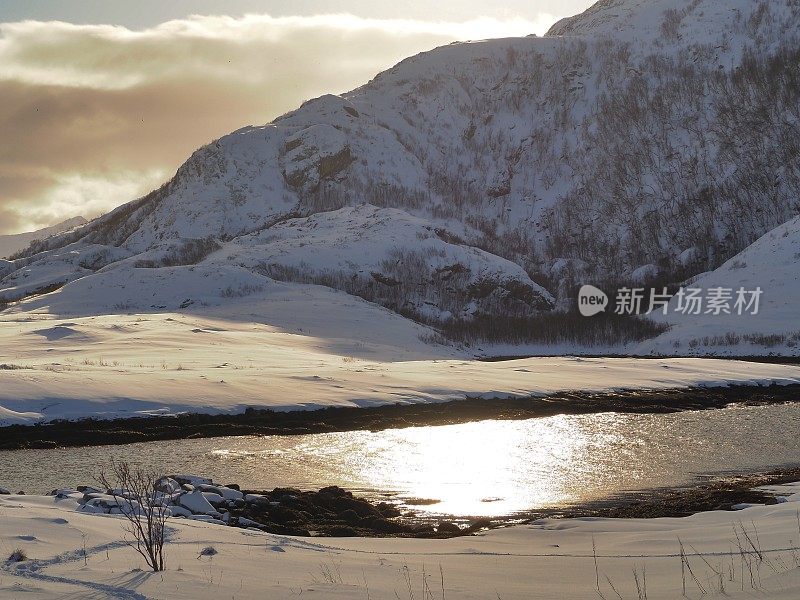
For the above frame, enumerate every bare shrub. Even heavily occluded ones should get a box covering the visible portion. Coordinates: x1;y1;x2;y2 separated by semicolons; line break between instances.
743;333;788;347
220;283;264;298
135;237;221;269
161;237;220;267
660;8;682;40
98;459;170;572
7;548;27;562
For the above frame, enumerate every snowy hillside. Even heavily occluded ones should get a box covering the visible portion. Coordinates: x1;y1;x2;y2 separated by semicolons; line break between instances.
639;215;800;356
1;0;798;350
0;217;86;259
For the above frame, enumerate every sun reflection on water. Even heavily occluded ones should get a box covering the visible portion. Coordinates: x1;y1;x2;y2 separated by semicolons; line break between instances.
5;404;800;513
351;417;594;515
208;414;635;516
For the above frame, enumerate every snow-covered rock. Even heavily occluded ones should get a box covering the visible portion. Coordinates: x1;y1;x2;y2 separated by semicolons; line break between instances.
167;505;194;518
80;496;142;516
155;477;182;495
188;514;226;525
51;489;81;500
198;485;244;502
244;494;270;506
178;491;218;516
281;123;353;193
678;247;702;268
630;264;660;284
201;492;224;506
172;474;213;487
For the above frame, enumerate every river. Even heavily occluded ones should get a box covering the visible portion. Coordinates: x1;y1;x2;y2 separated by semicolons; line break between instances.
2;402;799;517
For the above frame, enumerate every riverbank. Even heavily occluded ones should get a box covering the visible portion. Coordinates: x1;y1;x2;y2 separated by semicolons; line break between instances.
4;479;800;599
5;464;800;541
2;383;799;451
541;465;800;520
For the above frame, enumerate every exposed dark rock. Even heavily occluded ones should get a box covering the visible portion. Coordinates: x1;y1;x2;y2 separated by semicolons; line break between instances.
340;509;361;525
467;518;493;533
437;521;463;534
376;502;402;518
221;485;473;538
319;525;358;537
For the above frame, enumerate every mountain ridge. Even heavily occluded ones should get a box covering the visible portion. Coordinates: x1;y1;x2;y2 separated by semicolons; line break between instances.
0;216;87;260
1;0;798;350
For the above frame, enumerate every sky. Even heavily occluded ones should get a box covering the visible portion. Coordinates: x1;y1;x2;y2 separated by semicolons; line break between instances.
0;0;594;235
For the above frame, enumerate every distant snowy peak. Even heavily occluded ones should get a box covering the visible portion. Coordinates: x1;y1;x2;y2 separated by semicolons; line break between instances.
549;0;768;44
0;216;87;259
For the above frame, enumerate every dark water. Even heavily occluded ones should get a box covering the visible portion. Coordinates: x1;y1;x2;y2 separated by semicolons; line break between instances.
2;403;800;517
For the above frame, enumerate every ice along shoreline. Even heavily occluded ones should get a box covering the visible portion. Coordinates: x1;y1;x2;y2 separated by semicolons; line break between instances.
1;382;799;451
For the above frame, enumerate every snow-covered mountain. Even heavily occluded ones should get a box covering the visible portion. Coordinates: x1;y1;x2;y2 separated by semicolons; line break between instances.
1;0;798;351
0;217;86;260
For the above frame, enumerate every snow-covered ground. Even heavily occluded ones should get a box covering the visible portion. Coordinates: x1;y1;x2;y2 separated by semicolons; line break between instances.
4;484;800;599
2;287;800;425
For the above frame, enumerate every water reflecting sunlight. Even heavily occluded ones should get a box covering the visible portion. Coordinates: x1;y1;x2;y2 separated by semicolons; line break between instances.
3;403;800;517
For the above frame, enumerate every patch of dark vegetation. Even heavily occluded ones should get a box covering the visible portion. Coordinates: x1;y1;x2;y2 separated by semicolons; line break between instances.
442;312;667;346
433;228;465;246
689;331;800;349
260;250;554;327
2;384;799;452
478;355;800;365
7;548;27;563
258;258;666;346
29;281;68;296
542;466;800;521
134;237;221;268
370;271;401;287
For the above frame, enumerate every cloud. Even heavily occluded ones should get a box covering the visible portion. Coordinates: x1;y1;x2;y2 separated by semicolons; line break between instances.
0;12;560;234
